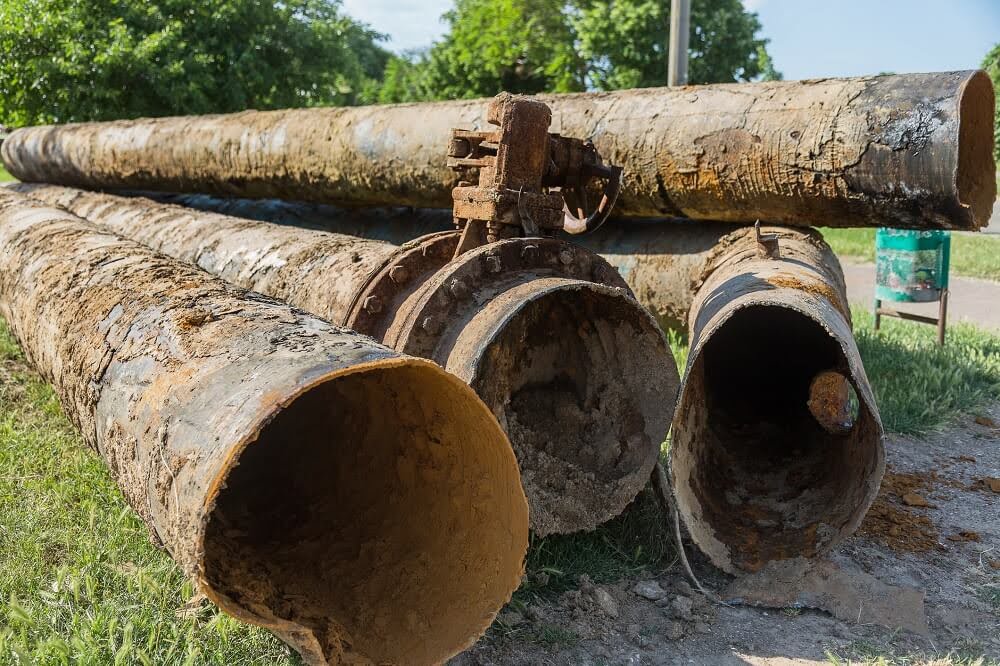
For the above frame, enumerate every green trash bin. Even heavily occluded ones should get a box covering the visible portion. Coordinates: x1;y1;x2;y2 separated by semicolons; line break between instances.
873;228;950;344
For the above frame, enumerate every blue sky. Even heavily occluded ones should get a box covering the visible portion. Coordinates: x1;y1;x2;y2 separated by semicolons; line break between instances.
340;0;1000;80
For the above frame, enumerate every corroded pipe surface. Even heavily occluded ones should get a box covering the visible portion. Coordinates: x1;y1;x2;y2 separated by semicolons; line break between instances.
0;188;529;665
114;192;735;332
16;184;679;537
3;71;994;229
671;226;884;573
130;192;886;572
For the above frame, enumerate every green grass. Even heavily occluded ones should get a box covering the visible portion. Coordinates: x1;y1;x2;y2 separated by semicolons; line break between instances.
821;227;1000;282
0;318;298;664
0;166;13;183
825;638;999;665
1;307;999;662
853;308;1000;434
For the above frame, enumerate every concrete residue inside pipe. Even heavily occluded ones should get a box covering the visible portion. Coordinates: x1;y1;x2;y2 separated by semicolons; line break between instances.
672;305;882;574
466;281;676;537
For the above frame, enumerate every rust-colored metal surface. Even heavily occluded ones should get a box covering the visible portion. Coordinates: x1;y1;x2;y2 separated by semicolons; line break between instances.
122;192;728;332
0;188;530;665
132;192;888;571
3;71;994;229
448;92;563;241
447;92;621;239
16;183;680;537
671;225;885;574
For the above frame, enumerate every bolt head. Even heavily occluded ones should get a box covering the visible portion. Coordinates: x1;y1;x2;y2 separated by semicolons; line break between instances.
520;244;539;262
559;249;574;265
362;295;382;314
486;255;502;273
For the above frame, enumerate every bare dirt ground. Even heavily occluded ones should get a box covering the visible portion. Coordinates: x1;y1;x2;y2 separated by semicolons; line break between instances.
453;403;1000;665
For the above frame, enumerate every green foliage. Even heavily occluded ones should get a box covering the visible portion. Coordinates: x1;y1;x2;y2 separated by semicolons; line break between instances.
377;55;431;104
982;43;1000;165
574;0;776;89
390;0;779;101
0;0;390;126
418;0;585;100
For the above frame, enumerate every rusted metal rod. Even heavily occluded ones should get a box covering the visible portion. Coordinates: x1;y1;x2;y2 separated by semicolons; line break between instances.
14;183;680;537
0;188;529;665
121;191;886;573
3;71;994;229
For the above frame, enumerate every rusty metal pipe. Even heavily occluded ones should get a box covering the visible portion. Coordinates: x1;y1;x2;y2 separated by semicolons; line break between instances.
14;184;680;537
116;191;885;573
671;225;885;574
3;71;994;229
120;192;748;332
0;188;529;665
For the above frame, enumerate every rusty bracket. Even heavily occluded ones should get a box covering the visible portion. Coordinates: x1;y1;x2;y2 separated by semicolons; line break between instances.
447;92;622;255
755;221;780;258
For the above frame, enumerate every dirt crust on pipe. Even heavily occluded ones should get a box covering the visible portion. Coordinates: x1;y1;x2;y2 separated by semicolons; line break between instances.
18;185;679;536
8;183;399;324
60;191;883;566
0;189;528;664
2;71;994;229
672;226;885;574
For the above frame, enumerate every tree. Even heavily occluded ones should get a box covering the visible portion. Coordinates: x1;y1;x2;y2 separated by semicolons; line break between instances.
572;0;778;89
0;0;390;126
387;0;779;102
416;0;585;101
982;44;1000;164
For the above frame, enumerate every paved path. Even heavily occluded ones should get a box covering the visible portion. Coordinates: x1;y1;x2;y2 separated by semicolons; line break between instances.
984;199;1000;234
843;262;1000;332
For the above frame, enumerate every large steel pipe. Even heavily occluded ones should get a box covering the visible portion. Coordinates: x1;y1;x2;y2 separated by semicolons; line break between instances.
671;225;884;573
2;71;994;229
14;184;679;537
119;191;885;573
0;188;529;665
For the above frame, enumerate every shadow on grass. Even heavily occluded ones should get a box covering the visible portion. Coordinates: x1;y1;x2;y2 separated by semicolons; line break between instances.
853;309;1000;434
517;487;676;601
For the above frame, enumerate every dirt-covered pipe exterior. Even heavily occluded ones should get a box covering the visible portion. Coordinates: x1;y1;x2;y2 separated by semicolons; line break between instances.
15;184;680;537
671;225;884;574
120;192;776;332
3;71;994;229
0;188;530;665
120;192;886;573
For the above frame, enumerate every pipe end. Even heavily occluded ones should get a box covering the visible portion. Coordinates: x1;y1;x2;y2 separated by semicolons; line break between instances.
199;358;528;664
957;70;996;229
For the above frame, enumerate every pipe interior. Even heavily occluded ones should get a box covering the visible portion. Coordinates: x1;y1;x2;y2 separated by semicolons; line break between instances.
678;306;877;571
472;284;675;535
201;364;525;664
957;69;997;225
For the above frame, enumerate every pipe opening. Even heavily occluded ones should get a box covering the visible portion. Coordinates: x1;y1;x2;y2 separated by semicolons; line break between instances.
957;70;997;227
201;363;527;664
469;282;676;536
674;306;879;572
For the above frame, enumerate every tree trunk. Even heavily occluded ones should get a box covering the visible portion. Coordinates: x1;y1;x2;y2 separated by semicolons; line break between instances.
3;71;994;229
